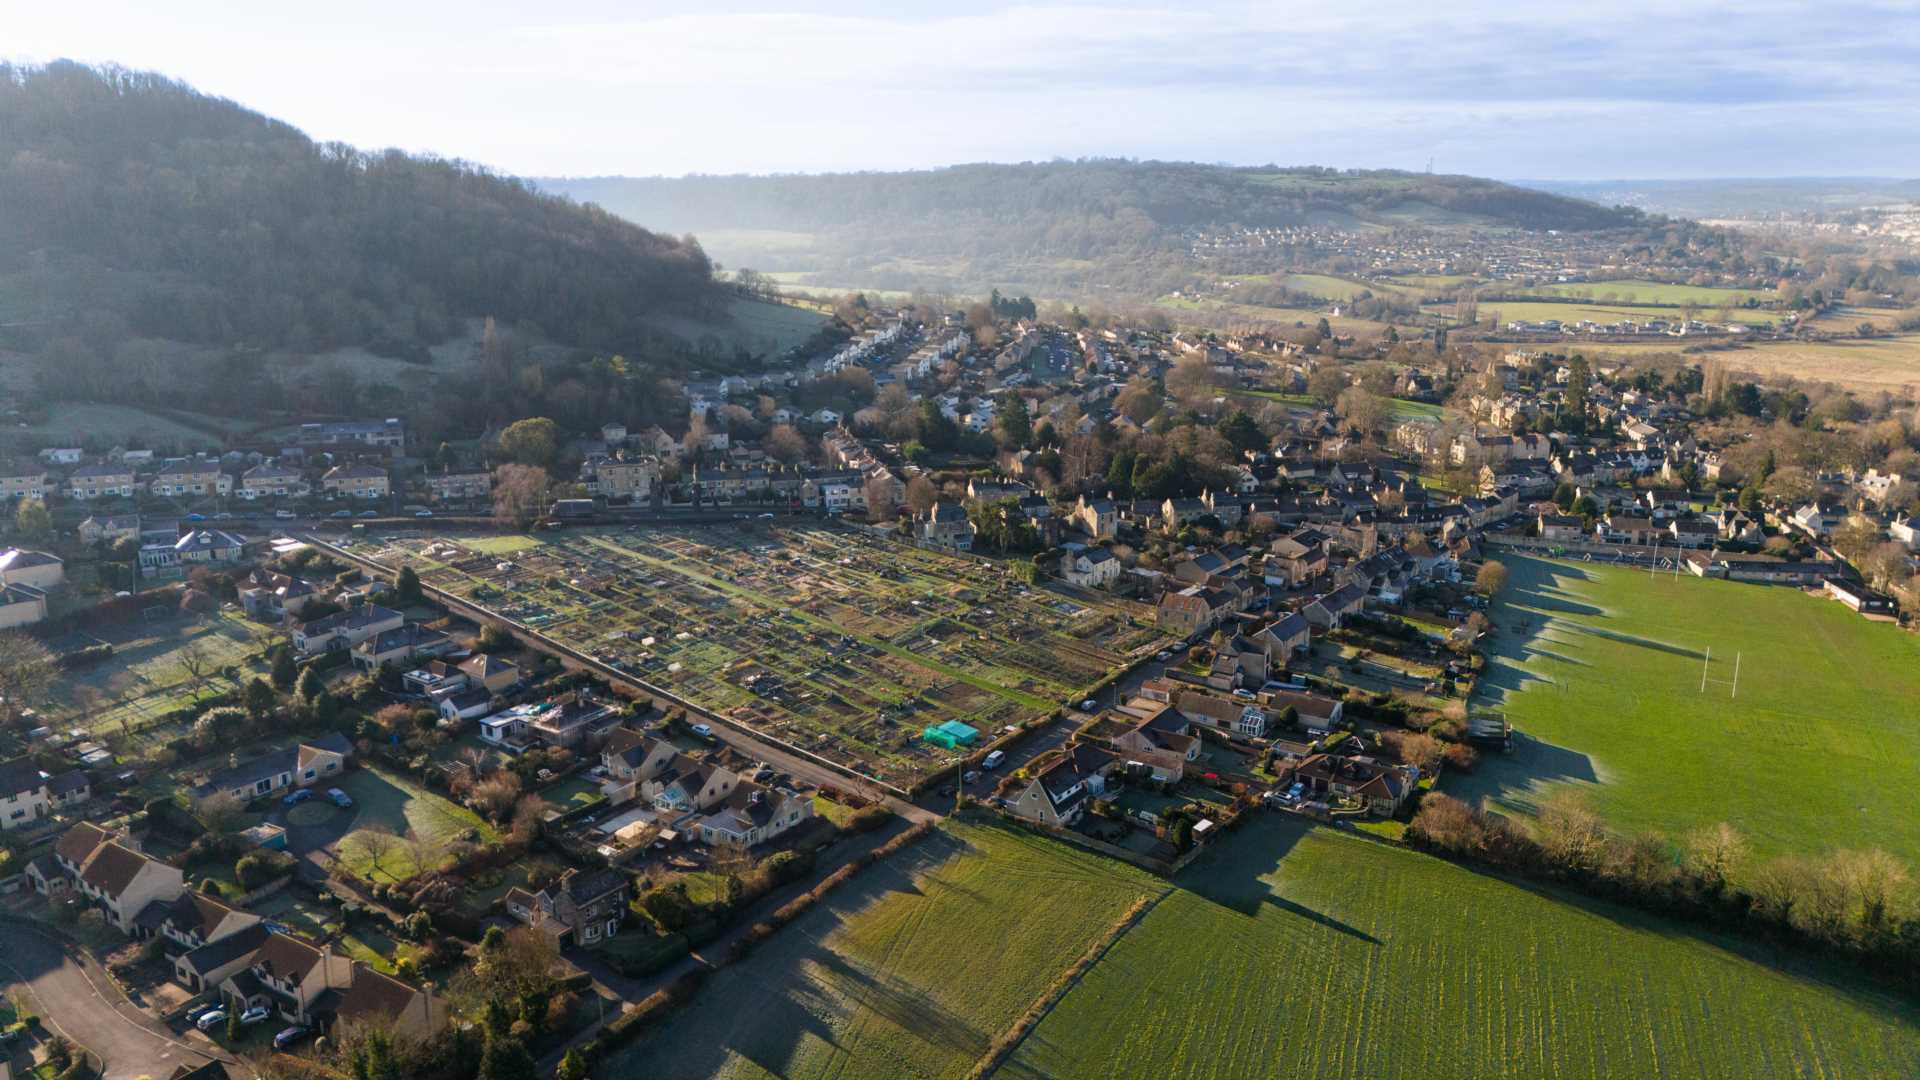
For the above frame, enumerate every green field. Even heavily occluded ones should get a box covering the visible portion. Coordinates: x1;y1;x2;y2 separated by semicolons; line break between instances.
13;402;242;451
331;767;499;883
643;295;830;359
1458;555;1920;864
1003;818;1920;1080
1482;300;1780;327
458;534;546;555
49;611;266;743
1535;279;1776;306
1709;334;1920;391
611;822;1166;1079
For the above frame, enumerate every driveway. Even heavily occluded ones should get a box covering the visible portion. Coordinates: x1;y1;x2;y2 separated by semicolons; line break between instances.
0;922;230;1079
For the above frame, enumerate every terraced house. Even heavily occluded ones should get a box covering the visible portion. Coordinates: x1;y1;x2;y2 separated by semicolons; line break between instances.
424;466;492;503
240;461;309;500
0;464;49;502
321;462;390;499
150;457;231;498
67;461;136;500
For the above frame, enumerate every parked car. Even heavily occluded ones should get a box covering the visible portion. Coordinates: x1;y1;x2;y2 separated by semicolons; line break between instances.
1232;689;1256;701
184;1002;221;1024
195;1009;228;1031
414;509;433;517
982;749;1006;770
326;787;353;808
1154;650;1170;662
274;509;296;520
689;722;714;739
239;1006;272;1026
274;1025;314;1050
282;788;313;807
185;513;207;522
358;510;379;518
331;510;353;518
1079;699;1098;711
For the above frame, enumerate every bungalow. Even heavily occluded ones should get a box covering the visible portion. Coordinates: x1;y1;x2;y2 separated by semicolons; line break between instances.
292;605;404;655
1264;689;1345;736
1174;690;1269;738
1282;753;1416;817
1009;745;1117;828
173;529;250;566
437;685;497;724
77;514;143;545
239;569;320;620
504;867;630;947
1825;578;1897;617
350;623;454;671
689;783;815;848
477;710;535;752
192;734;353;804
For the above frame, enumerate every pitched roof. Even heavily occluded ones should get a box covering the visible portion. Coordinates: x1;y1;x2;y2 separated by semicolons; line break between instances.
79;841;158;898
56;822;114;866
0;757;44;799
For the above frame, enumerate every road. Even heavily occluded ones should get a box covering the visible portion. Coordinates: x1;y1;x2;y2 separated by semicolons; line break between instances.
0;922;231;1079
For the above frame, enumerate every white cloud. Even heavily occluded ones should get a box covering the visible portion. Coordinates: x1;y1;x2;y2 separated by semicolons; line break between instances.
7;1;1919;177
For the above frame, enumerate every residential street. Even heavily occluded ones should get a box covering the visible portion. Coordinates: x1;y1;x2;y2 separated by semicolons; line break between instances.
0;921;231;1079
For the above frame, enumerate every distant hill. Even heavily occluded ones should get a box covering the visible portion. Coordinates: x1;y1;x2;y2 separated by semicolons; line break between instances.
540;161;1646;298
1522;177;1920;220
0;62;730;368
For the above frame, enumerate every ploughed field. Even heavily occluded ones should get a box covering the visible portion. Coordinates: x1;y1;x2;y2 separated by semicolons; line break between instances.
1460;555;1920;865
351;522;1162;787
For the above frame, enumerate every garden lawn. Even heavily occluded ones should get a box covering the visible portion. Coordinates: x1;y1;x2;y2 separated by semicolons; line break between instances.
1457;555;1920;864
1002;818;1920;1080
331;767;498;883
609;821;1166;1080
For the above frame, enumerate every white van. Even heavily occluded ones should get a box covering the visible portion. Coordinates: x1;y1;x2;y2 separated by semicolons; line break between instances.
981;749;1006;770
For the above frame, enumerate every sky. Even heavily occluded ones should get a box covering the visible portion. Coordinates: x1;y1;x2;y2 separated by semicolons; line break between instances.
10;1;1920;181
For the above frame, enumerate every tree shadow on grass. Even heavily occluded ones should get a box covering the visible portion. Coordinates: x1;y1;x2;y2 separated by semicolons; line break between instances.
1176;818;1375;945
1454;860;1920;1028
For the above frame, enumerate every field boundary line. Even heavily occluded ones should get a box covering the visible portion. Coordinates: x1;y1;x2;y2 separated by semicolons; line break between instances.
966;887;1171;1079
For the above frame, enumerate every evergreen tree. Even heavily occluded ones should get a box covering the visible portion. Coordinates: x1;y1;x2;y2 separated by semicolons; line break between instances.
270;646;297;691
295;664;325;704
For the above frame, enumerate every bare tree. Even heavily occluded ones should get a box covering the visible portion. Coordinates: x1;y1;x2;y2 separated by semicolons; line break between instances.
0;632;57;725
492;464;551;528
178;639;214;701
196;792;247;837
350;824;399;876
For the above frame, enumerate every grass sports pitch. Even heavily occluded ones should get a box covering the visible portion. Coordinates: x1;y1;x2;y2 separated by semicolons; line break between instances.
1456;554;1920;865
